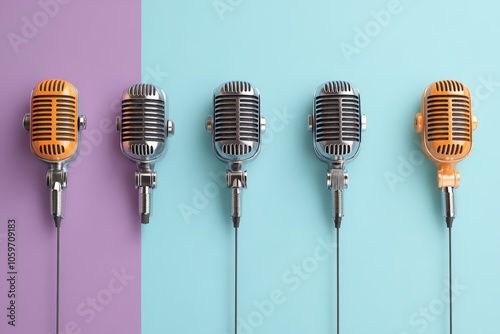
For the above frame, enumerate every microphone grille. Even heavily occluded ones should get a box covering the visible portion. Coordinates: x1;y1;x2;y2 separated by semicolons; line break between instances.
214;81;260;157
313;81;362;162
315;96;360;141
315;84;360;141
221;81;252;94
127;83;158;97
434;80;464;92
323;81;353;94
37;79;67;92
30;79;78;160
32;95;77;142
128;144;154;156
121;84;166;144
426;83;471;157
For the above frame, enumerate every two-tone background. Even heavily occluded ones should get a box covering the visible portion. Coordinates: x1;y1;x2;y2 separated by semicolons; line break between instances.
1;0;499;333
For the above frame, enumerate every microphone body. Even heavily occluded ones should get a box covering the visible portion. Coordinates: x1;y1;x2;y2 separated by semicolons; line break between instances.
308;81;366;228
206;81;266;227
414;80;477;227
23;79;87;226
116;84;174;224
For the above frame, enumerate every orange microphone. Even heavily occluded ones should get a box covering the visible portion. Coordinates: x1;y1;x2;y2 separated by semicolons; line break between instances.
414;80;477;334
23;79;86;334
414;80;477;227
23;79;87;227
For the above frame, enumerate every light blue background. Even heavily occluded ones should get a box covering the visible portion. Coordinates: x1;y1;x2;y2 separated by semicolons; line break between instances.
142;0;500;333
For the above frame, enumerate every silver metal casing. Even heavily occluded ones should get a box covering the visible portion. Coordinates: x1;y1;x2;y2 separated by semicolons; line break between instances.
311;81;364;167
118;84;169;164
210;81;262;165
116;83;174;224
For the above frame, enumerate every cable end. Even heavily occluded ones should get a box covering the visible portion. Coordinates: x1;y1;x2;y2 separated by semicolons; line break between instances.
446;216;454;229
334;216;342;229
233;217;240;228
54;216;62;228
141;214;150;225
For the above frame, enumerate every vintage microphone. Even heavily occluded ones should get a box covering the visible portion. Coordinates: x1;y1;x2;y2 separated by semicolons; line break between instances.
206;81;266;334
116;83;174;224
414;80;478;334
308;81;366;334
23;79;86;334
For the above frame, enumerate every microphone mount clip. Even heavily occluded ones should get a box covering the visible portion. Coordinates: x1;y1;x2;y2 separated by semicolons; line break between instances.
46;167;67;227
226;165;247;228
327;168;348;228
135;163;157;225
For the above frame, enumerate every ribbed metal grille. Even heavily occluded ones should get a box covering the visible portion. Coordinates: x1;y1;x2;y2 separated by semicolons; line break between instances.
426;95;471;145
222;81;251;93
314;95;361;142
38;80;66;92
434;80;464;92
325;144;351;155
31;96;52;142
214;95;259;146
32;95;76;143
436;144;463;155
323;81;352;93
55;97;76;142
221;143;251;155
39;144;65;155
128;84;156;97
130;144;154;156
121;99;165;142
450;96;471;141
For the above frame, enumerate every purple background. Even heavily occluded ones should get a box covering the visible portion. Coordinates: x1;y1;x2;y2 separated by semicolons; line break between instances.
0;1;141;333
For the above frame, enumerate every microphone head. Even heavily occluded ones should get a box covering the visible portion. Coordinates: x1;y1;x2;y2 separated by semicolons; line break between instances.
117;84;174;164
25;79;83;164
414;80;478;187
310;81;366;165
207;81;264;164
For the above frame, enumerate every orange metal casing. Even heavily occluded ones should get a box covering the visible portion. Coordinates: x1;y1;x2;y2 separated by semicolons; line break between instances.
414;80;478;188
30;79;79;162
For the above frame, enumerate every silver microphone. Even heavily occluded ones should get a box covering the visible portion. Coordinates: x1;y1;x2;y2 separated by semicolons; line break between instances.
206;81;266;227
116;83;174;224
308;81;366;227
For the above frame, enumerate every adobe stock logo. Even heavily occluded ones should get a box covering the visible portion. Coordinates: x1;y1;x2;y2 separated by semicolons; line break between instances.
47;268;136;334
339;0;405;63
213;0;244;21
398;279;467;334
7;0;73;54
213;236;337;334
178;106;295;224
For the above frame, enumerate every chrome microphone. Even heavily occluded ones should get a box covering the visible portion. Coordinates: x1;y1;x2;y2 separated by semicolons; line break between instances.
116;84;174;224
308;81;366;228
206;81;266;227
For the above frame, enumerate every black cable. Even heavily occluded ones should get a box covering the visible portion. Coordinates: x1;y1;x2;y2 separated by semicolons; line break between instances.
56;225;60;334
448;227;452;334
336;227;340;334
235;227;238;334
